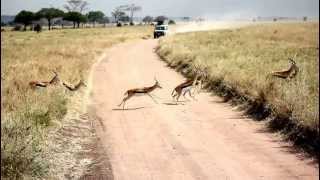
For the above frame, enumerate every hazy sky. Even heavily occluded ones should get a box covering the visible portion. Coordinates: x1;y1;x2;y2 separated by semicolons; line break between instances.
1;0;319;19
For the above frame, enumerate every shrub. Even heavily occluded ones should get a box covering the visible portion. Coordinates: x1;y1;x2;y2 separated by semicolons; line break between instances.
1;114;48;179
168;19;176;25
34;24;42;33
1;91;67;179
12;25;22;31
48;91;68;121
303;16;308;21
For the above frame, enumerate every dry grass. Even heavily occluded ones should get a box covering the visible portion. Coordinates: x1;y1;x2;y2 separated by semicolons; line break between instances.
1;26;152;114
157;22;319;130
1;26;152;179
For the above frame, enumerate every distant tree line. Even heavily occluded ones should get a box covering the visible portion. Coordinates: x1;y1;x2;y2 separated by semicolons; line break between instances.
13;10;107;30
10;0;110;31
141;16;175;25
3;0;178;31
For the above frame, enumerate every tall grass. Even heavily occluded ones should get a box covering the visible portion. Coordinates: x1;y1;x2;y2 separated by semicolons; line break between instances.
1;26;152;179
157;22;319;130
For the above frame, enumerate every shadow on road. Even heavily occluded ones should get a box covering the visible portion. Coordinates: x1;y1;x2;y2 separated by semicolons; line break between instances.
112;107;146;111
163;102;185;105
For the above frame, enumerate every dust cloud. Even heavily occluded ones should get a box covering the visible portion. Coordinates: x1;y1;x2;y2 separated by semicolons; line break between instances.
170;21;255;34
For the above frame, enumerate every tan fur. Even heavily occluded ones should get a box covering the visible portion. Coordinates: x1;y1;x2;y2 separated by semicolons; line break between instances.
172;76;200;101
270;58;299;79
29;71;60;88
62;80;87;91
172;66;206;101
118;78;162;109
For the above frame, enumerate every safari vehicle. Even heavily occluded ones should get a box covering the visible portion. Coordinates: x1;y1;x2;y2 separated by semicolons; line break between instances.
154;24;169;39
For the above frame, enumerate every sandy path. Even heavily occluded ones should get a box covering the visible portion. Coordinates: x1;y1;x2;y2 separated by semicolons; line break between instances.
89;39;318;180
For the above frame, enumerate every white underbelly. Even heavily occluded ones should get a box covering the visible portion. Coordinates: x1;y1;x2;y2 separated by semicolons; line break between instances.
133;93;147;97
181;86;192;94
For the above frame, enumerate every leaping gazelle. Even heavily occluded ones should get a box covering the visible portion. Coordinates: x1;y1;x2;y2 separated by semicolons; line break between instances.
29;70;60;88
268;54;299;79
269;58;299;79
118;78;162;109
62;79;87;91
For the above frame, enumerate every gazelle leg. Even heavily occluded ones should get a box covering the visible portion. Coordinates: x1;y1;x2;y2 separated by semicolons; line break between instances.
118;99;124;107
119;95;132;109
172;93;179;104
151;93;161;99
118;97;127;107
147;93;158;104
176;93;181;102
183;89;191;101
172;93;177;100
189;89;197;101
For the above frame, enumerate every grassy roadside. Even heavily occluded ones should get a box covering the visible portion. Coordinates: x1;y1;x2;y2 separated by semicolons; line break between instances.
1;26;152;179
156;22;319;155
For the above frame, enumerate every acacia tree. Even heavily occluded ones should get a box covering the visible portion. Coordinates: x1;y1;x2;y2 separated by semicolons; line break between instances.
80;14;88;28
87;11;105;27
111;7;126;23
64;0;88;13
168;19;176;24
154;16;168;25
142;16;153;24
118;4;142;24
182;17;191;22
101;16;110;27
35;8;64;30
14;10;35;30
63;11;86;28
119;15;130;22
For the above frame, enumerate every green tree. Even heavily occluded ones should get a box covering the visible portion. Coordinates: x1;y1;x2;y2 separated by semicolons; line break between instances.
35;8;64;30
14;10;35;30
80;13;88;27
63;11;86;28
87;11;105;27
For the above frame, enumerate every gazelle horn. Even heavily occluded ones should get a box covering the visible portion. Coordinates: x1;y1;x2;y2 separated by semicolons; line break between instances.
154;76;159;83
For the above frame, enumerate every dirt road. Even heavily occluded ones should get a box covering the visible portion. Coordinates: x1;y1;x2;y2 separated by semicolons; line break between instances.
88;39;318;180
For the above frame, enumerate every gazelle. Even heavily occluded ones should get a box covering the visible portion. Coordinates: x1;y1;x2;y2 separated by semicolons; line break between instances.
172;76;199;101
29;71;59;88
172;67;206;101
118;78;162;109
269;58;299;79
62;79;87;91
